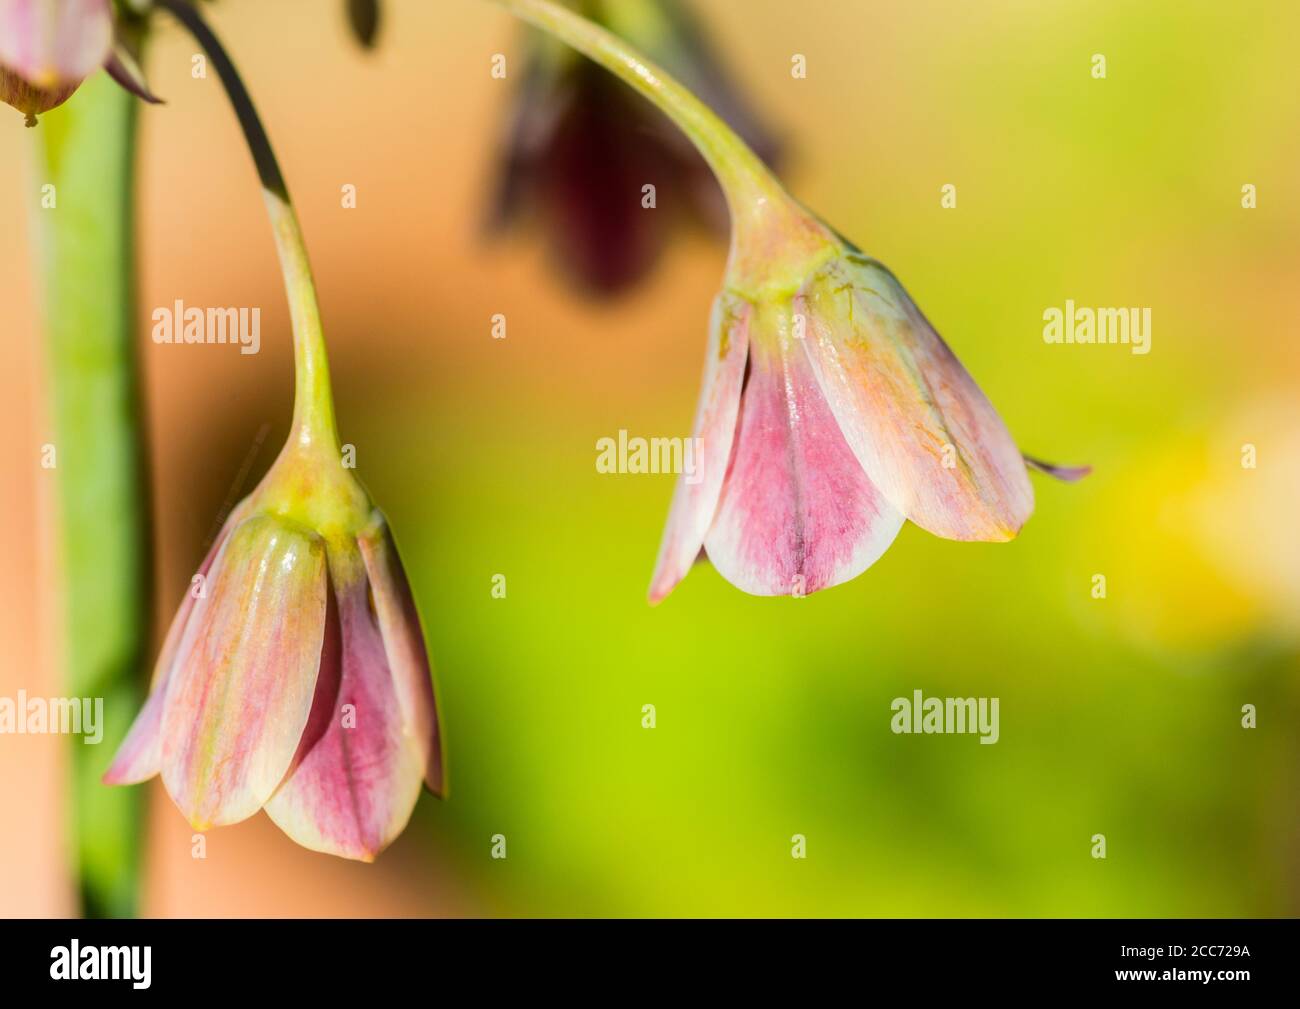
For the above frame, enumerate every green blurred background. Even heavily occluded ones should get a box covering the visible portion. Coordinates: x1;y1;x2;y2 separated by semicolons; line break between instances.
1;0;1297;916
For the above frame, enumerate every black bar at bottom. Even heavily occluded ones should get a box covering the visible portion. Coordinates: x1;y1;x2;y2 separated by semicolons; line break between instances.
0;917;1289;995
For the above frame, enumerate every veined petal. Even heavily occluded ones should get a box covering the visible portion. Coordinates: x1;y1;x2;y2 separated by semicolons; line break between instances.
0;0;112;87
703;301;904;596
265;540;425;861
356;513;443;796
160;515;328;830
648;291;750;603
800;255;1033;541
103;504;249;786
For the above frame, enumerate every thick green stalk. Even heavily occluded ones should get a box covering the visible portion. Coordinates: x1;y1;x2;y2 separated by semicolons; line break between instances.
35;73;147;919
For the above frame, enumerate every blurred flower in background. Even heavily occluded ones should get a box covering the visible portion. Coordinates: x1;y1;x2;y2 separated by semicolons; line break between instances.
487;0;781;295
346;0;380;50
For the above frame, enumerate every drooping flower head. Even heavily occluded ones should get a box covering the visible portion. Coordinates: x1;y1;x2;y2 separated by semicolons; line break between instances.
104;0;442;861
493;0;1087;600
104;430;445;860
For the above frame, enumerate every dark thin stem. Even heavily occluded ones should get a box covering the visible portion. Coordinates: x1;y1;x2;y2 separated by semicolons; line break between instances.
157;0;287;199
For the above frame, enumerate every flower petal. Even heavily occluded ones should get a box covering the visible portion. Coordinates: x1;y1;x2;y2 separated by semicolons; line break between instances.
1024;454;1092;482
648;292;751;603
104;39;162;105
264;541;425;861
103;504;249;786
0;0;112;87
0;63;76;121
160;515;328;830
703;301;904;596
356;513;443;796
800;254;1034;541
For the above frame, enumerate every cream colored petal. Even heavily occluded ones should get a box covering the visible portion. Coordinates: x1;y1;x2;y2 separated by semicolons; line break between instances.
800;255;1033;541
160;515;327;829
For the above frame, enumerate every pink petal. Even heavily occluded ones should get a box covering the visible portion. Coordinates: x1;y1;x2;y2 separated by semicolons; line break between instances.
800;255;1034;541
703;302;904;596
103;504;248;786
264;541;426;861
160;515;328;830
648;292;751;603
356;513;443;796
0;0;112;86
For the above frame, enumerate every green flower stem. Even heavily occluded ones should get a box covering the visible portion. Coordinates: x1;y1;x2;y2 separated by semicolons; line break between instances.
265;188;339;454
494;0;773;199
491;0;830;295
159;0;339;454
35;73;146;919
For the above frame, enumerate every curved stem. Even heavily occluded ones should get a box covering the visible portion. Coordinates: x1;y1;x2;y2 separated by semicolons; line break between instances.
492;0;795;229
159;0;338;452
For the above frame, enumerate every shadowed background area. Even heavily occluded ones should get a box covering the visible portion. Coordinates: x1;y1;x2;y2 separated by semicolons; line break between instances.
1;0;1297;916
